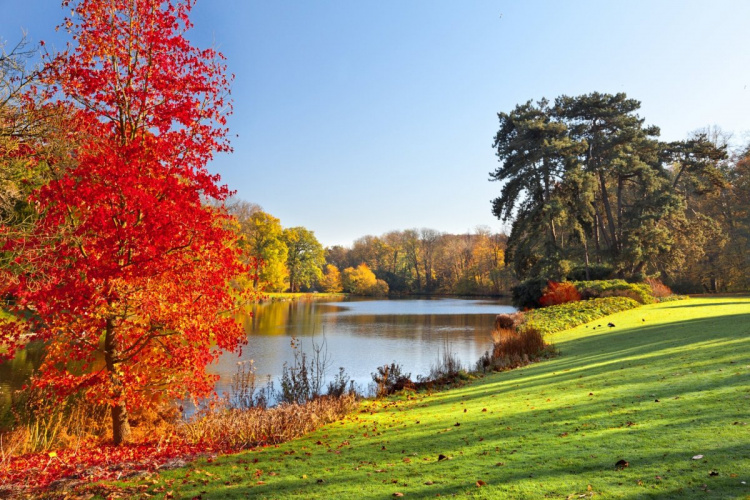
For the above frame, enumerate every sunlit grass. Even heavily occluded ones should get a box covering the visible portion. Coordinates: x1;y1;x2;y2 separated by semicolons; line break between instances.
112;296;750;498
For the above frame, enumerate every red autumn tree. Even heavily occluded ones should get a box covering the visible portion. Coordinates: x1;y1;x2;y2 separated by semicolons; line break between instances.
0;0;248;445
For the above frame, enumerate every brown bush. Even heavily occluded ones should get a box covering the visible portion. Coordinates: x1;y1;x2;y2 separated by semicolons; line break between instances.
492;326;546;361
645;278;673;298
494;312;525;331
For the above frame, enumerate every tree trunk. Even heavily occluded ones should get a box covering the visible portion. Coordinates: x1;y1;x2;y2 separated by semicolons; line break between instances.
104;318;131;445
598;170;619;254
593;213;602;263
583;238;591;280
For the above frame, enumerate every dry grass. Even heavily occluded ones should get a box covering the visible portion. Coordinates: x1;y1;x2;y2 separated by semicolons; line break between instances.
478;312;551;373
1;390;109;458
177;394;358;450
491;326;546;363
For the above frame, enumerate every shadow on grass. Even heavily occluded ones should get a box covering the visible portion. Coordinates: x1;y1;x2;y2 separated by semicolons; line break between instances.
138;299;750;499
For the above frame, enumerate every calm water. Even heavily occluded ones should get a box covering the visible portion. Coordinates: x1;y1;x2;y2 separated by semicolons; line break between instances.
214;297;515;398
0;297;514;417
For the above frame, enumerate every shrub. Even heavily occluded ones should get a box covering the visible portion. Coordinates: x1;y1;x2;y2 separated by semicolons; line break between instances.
567;264;614;281
573;279;655;305
494;313;521;330
645;278;673;298
326;367;357;398
492;326;547;363
523;296;640;336
539;281;582;307
372;363;414;397
278;338;330;405
511;277;549;309
656;294;690;303
424;342;462;382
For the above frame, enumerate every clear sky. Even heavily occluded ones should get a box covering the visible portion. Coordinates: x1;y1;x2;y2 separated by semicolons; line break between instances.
2;0;749;247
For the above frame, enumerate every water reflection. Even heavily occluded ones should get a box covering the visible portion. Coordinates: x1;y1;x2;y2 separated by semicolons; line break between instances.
213;298;515;398
0;342;45;428
0;298;515;419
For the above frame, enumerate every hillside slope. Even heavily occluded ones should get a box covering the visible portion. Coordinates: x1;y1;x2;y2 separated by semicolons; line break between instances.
119;296;750;499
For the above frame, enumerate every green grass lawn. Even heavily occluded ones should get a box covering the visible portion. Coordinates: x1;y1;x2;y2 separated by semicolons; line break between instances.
116;296;750;499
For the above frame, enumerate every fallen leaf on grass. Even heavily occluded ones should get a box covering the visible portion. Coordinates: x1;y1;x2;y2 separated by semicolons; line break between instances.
476;480;487;487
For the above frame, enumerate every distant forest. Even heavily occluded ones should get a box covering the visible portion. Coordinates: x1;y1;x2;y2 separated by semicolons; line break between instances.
228;94;749;296
226;198;511;296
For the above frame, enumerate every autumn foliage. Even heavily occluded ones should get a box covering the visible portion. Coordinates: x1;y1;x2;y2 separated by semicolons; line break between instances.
538;281;582;307
0;0;247;445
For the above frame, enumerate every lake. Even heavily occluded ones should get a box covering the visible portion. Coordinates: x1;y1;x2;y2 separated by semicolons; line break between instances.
0;297;514;419
214;297;515;399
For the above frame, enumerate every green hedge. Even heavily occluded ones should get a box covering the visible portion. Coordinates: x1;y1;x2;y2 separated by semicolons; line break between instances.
572;279;655;305
521;297;640;336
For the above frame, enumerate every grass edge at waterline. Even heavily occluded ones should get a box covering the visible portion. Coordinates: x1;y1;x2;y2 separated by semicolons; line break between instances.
104;295;749;499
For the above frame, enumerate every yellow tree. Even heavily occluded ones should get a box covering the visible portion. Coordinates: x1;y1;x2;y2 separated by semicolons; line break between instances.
319;264;343;293
342;263;389;296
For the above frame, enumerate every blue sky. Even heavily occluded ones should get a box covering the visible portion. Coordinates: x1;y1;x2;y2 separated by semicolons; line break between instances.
2;1;749;246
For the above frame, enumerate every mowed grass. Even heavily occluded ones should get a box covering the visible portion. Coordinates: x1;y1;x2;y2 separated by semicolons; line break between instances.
116;296;750;499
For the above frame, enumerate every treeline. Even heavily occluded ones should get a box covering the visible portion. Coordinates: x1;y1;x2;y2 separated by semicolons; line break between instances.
226;201;512;296
324;228;511;295
491;92;750;293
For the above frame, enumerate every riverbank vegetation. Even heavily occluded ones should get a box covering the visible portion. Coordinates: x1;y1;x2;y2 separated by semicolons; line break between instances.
1;0;749;496
90;296;750;498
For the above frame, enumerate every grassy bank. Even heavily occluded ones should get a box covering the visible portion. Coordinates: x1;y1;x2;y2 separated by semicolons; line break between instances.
101;296;750;499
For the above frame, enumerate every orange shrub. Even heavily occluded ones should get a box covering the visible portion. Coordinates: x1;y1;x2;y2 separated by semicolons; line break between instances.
539;281;581;307
645;278;673;298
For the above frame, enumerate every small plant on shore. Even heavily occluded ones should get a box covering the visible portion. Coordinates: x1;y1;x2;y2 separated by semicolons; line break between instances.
326;367;357;398
228;360;274;410
419;341;466;388
372;363;414;397
279;337;329;404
